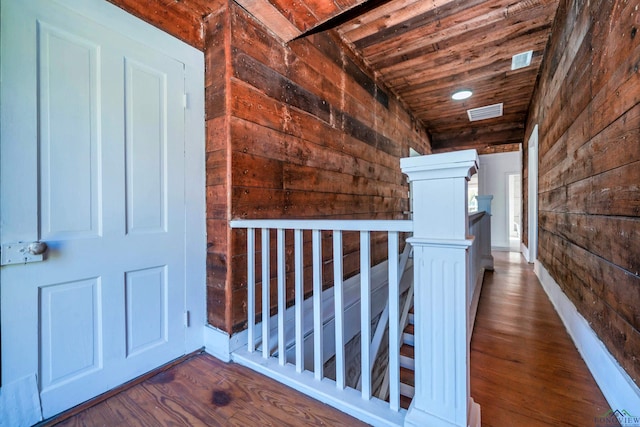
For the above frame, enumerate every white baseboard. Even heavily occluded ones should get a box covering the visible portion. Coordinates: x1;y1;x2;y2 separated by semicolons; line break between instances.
203;326;230;362
469;398;481;427
520;243;530;262
204;325;250;362
534;261;640;414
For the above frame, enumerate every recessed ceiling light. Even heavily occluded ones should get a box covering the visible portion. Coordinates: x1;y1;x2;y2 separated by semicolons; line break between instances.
452;90;473;100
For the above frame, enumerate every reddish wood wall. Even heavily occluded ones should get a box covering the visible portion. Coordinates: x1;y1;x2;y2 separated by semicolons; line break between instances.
106;0;224;50
525;0;640;384
205;3;431;333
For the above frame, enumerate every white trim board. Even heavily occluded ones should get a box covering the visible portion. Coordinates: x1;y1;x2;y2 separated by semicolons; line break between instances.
204;326;252;363
520;242;530;262
534;261;640;413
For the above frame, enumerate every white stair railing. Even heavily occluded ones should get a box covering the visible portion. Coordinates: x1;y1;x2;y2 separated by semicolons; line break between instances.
468;197;494;336
229;150;492;427
230;219;412;427
378;200;493;406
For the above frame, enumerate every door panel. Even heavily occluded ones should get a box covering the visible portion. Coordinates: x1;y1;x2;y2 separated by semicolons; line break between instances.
39;23;101;239
1;0;188;418
125;266;168;357
40;278;102;391
125;59;169;235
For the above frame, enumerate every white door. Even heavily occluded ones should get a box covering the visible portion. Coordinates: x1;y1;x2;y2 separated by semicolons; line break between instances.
1;0;188;417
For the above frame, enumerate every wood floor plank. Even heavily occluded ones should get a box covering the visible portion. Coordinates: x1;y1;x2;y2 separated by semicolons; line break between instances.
111;385;187;426
470;252;617;427
140;360;235;425
213;360;367;426
50;352;367;427
53;404;124;427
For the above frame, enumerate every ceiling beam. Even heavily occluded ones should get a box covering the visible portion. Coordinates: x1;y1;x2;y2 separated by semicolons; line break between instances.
291;0;394;40
234;0;301;41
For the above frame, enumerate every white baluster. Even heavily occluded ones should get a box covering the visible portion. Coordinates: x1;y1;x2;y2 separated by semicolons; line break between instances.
277;228;286;365
333;230;345;389
247;228;255;352
261;228;270;359
388;231;400;411
312;229;323;380
294;229;304;373
360;231;371;400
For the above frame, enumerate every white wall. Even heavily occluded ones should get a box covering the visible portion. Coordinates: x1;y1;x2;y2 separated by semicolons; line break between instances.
478;151;521;251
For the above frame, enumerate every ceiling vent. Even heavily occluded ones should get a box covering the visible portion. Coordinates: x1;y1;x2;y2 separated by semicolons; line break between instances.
467;103;503;121
511;50;533;70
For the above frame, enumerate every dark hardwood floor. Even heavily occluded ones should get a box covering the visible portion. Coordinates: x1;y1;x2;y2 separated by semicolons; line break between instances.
45;251;615;426
471;251;617;427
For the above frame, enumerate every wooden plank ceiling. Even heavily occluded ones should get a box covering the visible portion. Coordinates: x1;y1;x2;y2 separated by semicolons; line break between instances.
126;0;560;153
235;0;560;153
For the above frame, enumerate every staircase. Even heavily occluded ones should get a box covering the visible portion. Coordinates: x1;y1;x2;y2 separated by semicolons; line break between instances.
399;307;415;409
371;250;415;411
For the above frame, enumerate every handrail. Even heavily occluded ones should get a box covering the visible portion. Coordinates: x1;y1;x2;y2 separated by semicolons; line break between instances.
230;219;413;232
468;210;485;224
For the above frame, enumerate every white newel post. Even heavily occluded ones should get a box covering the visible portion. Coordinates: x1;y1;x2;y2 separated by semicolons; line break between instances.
400;150;481;427
476;195;494;272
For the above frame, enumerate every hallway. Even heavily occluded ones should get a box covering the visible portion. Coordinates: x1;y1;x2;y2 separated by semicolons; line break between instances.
43;251;617;427
471;251;616;427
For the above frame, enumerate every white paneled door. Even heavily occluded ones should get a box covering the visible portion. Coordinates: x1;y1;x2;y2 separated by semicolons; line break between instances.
1;0;193;418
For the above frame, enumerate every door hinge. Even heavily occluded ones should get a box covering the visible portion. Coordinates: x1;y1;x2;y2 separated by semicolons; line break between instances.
183;93;188;109
184;310;190;327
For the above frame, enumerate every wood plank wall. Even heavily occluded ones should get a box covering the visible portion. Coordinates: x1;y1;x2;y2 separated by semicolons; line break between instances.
106;0;219;50
207;3;431;332
524;0;640;384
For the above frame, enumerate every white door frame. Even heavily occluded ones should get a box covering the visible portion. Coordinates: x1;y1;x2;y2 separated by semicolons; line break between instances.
0;0;206;422
526;125;539;263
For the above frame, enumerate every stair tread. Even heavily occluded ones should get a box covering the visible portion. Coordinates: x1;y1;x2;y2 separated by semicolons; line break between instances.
400;366;414;386
400;344;414;358
404;323;414;335
400;394;412;410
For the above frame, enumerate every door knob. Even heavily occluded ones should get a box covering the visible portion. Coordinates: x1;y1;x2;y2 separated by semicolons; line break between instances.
27;241;48;255
1;241;48;265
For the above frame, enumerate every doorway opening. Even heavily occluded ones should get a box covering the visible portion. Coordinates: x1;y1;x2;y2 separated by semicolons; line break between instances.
507;173;521;251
